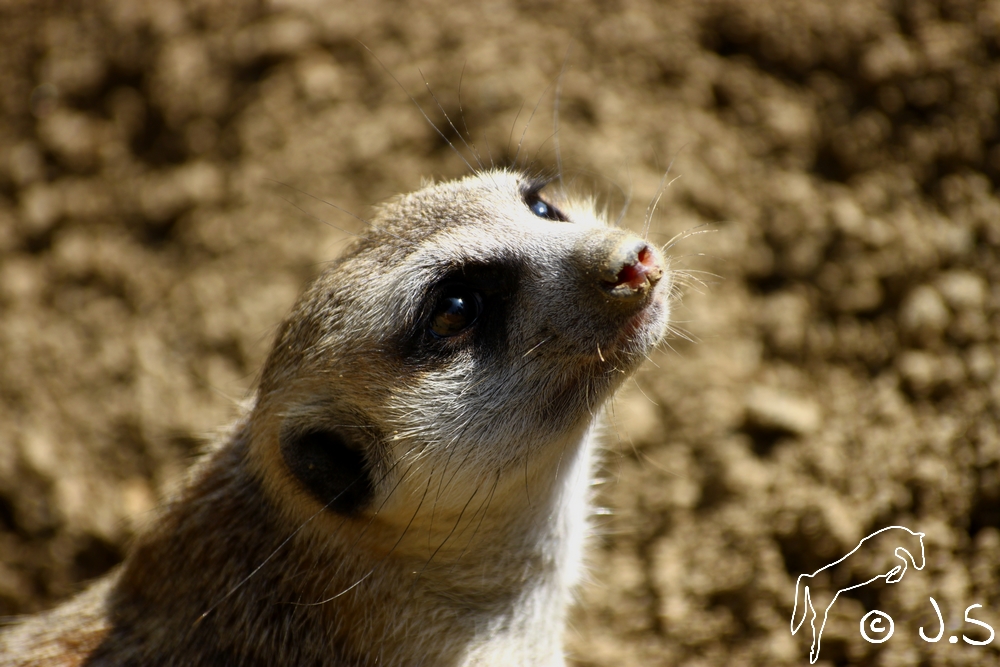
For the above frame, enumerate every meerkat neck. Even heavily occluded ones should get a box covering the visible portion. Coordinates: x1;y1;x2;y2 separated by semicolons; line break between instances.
454;424;599;666
102;417;598;667
318;420;601;666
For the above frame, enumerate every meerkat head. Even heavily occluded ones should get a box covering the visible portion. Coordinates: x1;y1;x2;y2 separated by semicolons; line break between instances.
248;169;670;542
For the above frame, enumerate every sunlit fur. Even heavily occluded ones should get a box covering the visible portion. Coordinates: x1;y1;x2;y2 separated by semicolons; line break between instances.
0;170;671;667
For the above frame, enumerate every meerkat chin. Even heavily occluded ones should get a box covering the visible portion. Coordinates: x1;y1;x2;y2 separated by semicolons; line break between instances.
0;169;671;667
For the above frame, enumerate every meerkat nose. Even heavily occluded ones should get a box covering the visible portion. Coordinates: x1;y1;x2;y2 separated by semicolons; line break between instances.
600;238;663;300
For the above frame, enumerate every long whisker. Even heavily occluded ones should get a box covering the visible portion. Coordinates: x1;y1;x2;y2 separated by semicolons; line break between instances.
268;183;413;249
553;44;572;191
456;61;477;157
360;43;476;175
658;224;718;252
409;478;484;592
616;160;633;228
419;69;484;171
642;145;688;239
514;84;552;170
450;470;502;568
266;179;372;229
295;458;437;606
506;99;526;164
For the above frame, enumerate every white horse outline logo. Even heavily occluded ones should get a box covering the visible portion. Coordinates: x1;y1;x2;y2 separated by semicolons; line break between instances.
790;525;926;663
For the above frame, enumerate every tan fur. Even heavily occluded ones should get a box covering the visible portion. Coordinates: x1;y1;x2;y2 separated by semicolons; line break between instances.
0;169;671;666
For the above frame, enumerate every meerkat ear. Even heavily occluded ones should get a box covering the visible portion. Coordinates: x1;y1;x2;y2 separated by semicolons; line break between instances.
279;427;374;516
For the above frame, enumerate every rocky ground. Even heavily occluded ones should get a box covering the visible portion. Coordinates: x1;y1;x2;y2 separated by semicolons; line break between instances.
1;0;999;665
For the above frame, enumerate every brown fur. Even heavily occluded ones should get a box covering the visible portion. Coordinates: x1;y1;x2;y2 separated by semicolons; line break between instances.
0;170;671;666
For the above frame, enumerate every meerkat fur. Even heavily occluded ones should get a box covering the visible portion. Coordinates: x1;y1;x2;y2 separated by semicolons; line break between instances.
0;169;671;667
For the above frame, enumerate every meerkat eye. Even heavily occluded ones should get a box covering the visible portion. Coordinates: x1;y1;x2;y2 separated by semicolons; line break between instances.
530;197;550;218
524;193;567;222
429;286;482;337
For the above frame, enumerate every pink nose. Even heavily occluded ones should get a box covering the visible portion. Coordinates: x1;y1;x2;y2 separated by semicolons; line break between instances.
601;239;663;301
605;243;661;293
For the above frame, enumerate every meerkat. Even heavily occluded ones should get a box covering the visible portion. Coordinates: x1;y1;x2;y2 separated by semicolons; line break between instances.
0;168;671;666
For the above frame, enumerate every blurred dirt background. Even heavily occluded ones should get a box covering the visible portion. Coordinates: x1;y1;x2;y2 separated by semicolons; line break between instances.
1;0;1000;665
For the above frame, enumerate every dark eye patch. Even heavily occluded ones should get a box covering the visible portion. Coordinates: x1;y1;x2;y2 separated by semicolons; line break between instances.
395;262;518;365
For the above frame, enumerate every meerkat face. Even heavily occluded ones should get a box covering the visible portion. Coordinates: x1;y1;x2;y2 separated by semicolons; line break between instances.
254;169;670;532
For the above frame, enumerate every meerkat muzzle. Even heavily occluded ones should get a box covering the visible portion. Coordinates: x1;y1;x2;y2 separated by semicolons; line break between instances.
599;237;664;300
